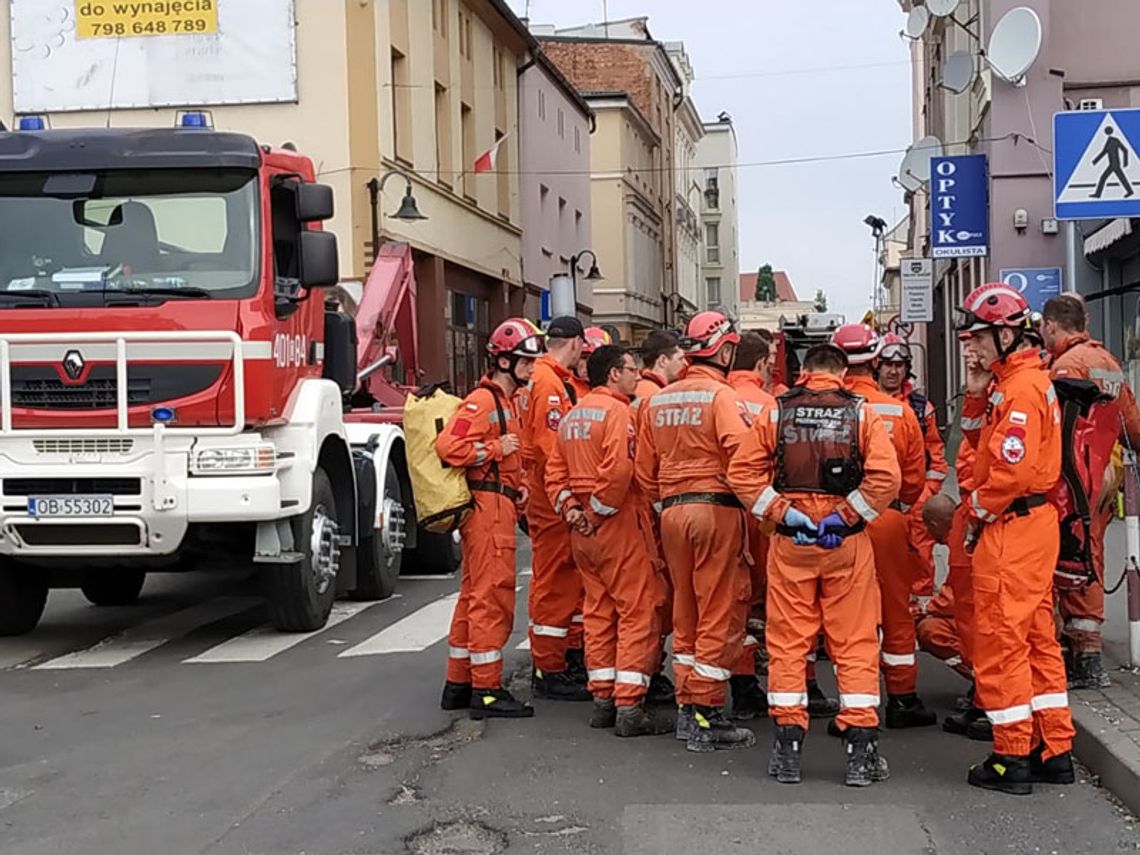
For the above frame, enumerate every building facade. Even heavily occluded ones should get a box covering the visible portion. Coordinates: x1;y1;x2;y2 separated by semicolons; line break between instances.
536;16;683;341
695;115;741;319
518;54;594;321
666;42;705;319
0;0;541;394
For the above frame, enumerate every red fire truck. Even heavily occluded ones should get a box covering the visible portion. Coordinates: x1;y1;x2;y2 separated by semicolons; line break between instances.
0;119;448;635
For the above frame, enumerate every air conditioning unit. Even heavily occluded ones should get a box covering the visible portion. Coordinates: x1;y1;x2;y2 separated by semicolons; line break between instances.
1079;98;1104;111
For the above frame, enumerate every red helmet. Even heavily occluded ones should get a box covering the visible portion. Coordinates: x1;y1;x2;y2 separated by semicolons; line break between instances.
581;326;612;356
682;311;740;358
880;332;912;363
487;318;545;358
830;324;883;365
956;283;1031;339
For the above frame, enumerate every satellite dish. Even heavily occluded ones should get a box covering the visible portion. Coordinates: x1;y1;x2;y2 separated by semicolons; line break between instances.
987;6;1042;86
904;5;930;39
898;135;944;190
941;50;974;94
897;152;923;193
926;0;961;17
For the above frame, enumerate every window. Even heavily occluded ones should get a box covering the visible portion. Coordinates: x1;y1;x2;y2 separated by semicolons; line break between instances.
706;277;722;307
458;10;472;59
574;125;581;154
704;167;719;210
432;0;447;35
447;290;489;396
493;47;503;90
538;89;546;120
391;48;413;165
461;102;475;201
539;184;550;208
557;108;564;139
574;209;583;238
495;128;510;218
706;222;719;247
435;83;452;187
558;197;567;222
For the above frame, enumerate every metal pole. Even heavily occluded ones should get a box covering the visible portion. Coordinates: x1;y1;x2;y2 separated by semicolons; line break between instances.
1063;219;1079;293
1126;452;1140;668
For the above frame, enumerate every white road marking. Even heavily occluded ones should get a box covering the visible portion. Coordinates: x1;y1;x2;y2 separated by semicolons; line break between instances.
338;592;459;657
183;599;387;664
516;638;531;651
399;573;457;581
33;598;259;670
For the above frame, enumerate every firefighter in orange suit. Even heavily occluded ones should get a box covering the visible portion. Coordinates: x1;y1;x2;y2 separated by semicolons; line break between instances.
438;319;544;719
631;329;688;704
915;495;972;682
546;345;670;737
635;311;756;753
878;334;950;600
957;283;1076;795
727;343;900;787
1041;294;1140;689
831;324;938;730
518;315;591;702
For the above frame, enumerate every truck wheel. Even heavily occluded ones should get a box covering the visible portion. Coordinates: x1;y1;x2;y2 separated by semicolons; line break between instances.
408;528;461;576
81;570;146;606
0;563;48;636
264;467;340;632
350;461;404;601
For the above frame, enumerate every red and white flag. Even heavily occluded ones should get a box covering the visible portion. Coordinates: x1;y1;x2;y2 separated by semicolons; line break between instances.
473;134;508;173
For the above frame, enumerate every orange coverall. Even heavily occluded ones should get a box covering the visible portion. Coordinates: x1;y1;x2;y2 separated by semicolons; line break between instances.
635;363;751;708
1049;333;1140;654
727;372;901;730
546;387;662;705
727;370;778;675
961;348;1075;759
948;447;977;675
631;371;673;653
916;587;972;681
845;373;927;696
899;386;950;597
519;354;583;672
437;378;524;690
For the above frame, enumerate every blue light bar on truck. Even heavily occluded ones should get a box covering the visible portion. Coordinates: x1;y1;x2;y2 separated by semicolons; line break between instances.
178;112;212;129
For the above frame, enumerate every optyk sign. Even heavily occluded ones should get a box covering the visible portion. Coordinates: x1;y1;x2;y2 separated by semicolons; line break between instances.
930;154;989;259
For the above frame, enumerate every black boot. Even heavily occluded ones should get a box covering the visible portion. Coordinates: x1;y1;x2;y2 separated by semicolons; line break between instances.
565;648;588;685
1068;652;1112;690
965;716;993;742
807;680;840;718
469;688;535;720
686;705;757;753
768;724;805;784
729;675;767;720
943;706;986;736
440;681;472;711
675;704;695;742
1029;744;1076;784
590;697;616;729
967;753;1033;795
532;669;592;702
615;703;674;737
647;672;676;705
885;693;938;729
844;727;890;787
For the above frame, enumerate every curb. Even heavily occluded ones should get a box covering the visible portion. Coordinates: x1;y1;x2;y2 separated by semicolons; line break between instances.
1071;692;1140;817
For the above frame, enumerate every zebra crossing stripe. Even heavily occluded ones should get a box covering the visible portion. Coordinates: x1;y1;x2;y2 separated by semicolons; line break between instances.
338;592;460;658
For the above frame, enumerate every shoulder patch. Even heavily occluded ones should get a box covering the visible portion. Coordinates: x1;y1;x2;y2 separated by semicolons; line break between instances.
1008;411;1028;426
546;409;563;431
547;395;562;405
465;402;479;412
1001;435;1026;464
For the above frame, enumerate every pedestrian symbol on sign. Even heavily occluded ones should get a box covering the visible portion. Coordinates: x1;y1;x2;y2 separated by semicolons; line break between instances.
1092;128;1134;199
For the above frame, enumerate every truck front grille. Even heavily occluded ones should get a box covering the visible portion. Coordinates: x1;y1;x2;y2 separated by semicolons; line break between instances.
14;524;141;547
33;439;135;455
4;478;141;496
9;364;222;411
12;378;150;410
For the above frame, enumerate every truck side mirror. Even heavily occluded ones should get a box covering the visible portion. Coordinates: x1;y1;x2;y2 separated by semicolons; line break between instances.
298;230;339;289
296;183;334;223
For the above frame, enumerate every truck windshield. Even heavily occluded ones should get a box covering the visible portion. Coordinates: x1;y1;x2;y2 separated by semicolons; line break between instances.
0;168;258;304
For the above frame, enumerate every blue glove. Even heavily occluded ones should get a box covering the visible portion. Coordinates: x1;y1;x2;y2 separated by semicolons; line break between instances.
817;512;847;550
783;507;816;532
792;531;817;546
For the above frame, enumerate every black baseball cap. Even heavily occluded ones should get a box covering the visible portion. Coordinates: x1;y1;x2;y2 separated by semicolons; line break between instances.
546;316;586;340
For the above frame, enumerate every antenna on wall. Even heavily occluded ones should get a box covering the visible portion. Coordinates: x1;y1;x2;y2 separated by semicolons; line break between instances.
602;0;609;38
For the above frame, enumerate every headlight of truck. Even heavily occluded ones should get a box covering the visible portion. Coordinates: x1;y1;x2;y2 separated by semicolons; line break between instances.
191;445;277;476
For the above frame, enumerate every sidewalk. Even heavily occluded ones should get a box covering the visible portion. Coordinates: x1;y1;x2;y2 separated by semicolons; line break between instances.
1075;519;1140;817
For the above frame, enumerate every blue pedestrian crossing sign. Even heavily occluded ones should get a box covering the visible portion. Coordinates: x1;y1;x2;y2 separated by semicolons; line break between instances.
1055;109;1140;220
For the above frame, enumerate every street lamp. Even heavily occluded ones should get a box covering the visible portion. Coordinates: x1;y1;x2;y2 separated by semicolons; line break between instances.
553;249;602;316
367;168;428;262
864;214;889;324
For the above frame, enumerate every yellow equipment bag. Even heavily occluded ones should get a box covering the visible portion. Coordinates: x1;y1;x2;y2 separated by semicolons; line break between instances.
404;386;474;533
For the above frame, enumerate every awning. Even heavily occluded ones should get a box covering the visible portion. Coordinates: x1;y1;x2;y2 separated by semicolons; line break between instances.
1084;218;1133;256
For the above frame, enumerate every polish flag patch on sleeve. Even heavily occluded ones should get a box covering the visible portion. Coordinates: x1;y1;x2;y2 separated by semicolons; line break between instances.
1008;411;1028;426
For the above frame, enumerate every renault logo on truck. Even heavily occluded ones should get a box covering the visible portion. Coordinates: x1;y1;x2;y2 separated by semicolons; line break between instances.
62;350;85;381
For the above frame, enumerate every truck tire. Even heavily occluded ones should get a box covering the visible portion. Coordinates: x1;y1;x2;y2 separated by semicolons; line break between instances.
81;570;146;606
264;467;340;632
0;562;48;636
350;461;403;601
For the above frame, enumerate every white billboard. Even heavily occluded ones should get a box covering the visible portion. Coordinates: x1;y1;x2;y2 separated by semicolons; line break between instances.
10;1;297;113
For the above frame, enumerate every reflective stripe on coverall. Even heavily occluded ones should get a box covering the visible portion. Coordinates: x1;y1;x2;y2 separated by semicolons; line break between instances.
1049;333;1140;653
519;354;584;671
961;348;1076;759
547;387;663;705
727;372;900;730
635;363;751;707
846;373;927;696
436;378;522;689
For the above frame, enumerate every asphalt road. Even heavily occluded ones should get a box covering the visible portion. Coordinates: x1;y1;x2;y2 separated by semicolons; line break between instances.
1;540;1138;855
